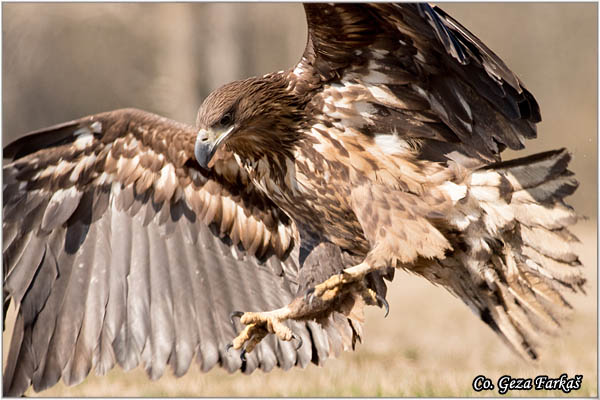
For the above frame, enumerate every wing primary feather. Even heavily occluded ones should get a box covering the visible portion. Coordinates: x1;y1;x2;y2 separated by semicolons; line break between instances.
35;210;98;391
97;201;131;375
64;213;111;386
180;225;220;372
5;235;47;306
122;215;152;371
418;3;467;64
63;214;110;385
3;310;29;397
197;224;241;372
202;239;244;373
145;223;176;380
164;223;199;377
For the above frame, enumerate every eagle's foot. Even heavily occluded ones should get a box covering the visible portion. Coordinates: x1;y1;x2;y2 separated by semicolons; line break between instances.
228;263;386;356
228;307;296;354
305;262;389;316
361;288;390;317
309;261;374;301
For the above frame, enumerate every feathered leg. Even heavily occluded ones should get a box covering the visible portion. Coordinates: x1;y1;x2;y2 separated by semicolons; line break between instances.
228;265;381;354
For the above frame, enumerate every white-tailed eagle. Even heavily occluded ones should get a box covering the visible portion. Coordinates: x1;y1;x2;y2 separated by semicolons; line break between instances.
3;3;584;396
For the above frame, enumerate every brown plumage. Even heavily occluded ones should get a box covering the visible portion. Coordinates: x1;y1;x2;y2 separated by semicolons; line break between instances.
3;3;584;396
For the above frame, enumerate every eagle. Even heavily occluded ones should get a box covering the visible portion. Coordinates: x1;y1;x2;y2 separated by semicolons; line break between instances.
3;3;585;396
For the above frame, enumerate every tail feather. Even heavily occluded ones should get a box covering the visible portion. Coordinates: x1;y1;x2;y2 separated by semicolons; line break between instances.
511;175;578;204
521;246;584;290
520;226;579;263
432;148;584;360
512;203;576;230
485;148;572;190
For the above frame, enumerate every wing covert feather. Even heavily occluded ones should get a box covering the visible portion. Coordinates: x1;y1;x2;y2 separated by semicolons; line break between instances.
298;3;541;161
2;109;358;396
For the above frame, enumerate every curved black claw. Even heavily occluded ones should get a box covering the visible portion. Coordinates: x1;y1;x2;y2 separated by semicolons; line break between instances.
225;343;234;353
229;311;244;327
226;342;247;363
303;287;315;303
376;293;390;318
292;333;303;350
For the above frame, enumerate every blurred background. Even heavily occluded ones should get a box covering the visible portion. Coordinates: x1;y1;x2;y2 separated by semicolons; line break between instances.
2;3;597;397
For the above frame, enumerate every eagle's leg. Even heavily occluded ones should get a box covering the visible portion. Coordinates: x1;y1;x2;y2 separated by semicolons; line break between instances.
229;262;385;353
310;261;373;302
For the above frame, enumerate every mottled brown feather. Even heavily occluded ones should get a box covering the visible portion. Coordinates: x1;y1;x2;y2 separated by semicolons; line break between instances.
297;3;540;162
2;108;357;396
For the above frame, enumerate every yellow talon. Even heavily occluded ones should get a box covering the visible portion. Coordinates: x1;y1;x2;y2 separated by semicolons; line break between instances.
230;308;295;354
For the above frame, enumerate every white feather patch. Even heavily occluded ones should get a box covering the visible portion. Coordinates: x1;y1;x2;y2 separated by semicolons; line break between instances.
73;132;94;150
447;212;473;230
365;84;403;108
374;134;411;156
284;158;299;194
309;126;330;153
292;64;304;77
54;159;75;176
123;137;138;151
33;164;57;180
277;222;291;252
353;60;393;84
470;186;501;202
90;121;102;133
440;181;467;202
480;202;514;234
95;171;113;186
41;186;83;231
73;126;91;137
69;154;97;183
470;170;503;187
155;163;176;195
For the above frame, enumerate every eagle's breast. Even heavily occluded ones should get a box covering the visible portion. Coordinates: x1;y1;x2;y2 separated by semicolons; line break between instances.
235;128;369;254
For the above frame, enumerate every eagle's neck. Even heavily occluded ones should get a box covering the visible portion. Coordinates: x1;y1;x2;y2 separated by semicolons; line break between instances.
225;71;313;169
226;71;317;200
234;149;299;202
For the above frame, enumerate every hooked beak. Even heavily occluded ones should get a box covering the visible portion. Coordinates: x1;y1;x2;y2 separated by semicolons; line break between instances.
194;125;235;170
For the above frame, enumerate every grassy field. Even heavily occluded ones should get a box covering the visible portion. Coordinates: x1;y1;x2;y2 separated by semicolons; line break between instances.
3;222;596;397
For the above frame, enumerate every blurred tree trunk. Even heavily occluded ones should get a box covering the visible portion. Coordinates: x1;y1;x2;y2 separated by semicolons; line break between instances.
149;4;199;124
203;4;243;90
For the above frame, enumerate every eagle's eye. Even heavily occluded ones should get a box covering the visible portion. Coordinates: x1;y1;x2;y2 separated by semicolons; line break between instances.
219;113;232;126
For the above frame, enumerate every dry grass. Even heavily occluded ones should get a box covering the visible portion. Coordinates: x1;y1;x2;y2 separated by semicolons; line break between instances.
4;222;596;397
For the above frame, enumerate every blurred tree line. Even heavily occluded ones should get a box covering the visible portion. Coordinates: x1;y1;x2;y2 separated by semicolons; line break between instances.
2;3;597;218
3;3;306;131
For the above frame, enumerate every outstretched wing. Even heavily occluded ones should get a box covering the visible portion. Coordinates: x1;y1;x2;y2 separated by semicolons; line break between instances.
294;4;583;361
294;3;541;162
3;109;358;396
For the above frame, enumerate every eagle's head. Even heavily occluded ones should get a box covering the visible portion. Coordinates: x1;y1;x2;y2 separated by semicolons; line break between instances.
194;73;307;170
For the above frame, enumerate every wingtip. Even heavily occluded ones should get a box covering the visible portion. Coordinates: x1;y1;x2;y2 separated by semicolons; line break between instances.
3;119;81;160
